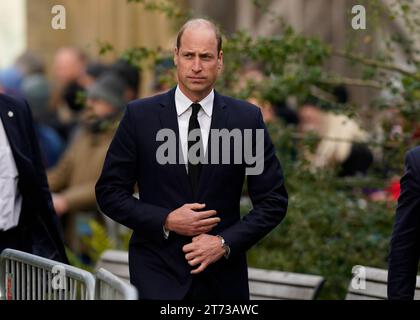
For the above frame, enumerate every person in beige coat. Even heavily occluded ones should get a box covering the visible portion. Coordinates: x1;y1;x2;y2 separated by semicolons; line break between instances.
298;98;373;176
47;72;126;252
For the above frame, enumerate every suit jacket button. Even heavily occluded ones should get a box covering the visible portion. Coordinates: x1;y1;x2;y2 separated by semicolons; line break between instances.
8;111;14;117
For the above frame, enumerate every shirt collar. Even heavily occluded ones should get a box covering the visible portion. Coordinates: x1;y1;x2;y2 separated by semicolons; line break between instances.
175;85;214;117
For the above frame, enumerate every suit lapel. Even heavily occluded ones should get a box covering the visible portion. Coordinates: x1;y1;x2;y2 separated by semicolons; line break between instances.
197;91;229;199
0;101;32;169
158;87;193;199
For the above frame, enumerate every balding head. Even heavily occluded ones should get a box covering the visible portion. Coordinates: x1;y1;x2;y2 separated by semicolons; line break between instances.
176;19;222;53
53;47;87;85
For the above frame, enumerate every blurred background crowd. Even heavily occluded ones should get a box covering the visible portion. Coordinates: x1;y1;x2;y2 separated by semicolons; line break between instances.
0;48;143;259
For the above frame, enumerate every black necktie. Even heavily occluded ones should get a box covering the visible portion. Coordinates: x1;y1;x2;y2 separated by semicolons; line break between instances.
188;103;202;197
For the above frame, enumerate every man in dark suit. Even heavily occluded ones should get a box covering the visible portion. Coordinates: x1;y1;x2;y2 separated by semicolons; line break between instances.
0;93;68;263
388;146;420;299
96;18;288;300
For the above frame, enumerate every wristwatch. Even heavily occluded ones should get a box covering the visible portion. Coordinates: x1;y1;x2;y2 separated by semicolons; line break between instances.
217;235;231;259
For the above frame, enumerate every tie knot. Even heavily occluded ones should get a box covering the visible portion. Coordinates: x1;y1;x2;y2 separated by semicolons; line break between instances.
191;103;201;118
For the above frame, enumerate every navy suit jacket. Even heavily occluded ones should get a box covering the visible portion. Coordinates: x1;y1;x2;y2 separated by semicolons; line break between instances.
388;146;420;299
0;94;68;263
96;88;288;299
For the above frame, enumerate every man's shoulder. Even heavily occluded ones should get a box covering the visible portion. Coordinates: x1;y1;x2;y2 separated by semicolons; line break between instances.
405;146;420;178
407;146;420;164
126;90;171;114
218;93;260;116
0;93;28;114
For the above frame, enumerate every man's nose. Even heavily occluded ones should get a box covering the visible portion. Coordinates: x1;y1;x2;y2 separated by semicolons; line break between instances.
192;57;202;73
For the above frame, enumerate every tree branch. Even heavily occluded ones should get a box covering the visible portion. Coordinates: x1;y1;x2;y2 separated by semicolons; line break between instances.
333;50;415;77
320;77;382;89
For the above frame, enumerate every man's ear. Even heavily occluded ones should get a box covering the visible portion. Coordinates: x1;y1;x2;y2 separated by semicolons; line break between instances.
218;50;223;69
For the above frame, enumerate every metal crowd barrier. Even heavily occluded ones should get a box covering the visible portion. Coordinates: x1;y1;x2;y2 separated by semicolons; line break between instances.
95;268;138;300
0;249;95;300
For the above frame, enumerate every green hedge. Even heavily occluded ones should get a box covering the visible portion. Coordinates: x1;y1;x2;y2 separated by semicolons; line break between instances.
246;185;395;299
243;121;397;300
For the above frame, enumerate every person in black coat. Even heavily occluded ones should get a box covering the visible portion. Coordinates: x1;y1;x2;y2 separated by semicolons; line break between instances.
96;18;288;300
388;146;420;299
0;93;68;263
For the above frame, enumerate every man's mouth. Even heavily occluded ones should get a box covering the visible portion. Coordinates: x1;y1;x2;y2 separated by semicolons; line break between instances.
188;76;206;81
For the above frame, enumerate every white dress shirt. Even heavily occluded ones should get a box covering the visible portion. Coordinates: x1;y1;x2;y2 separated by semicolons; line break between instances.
175;85;214;171
0;117;22;231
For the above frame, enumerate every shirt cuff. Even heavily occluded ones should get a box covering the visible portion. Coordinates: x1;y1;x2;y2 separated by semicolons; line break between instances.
163;225;170;239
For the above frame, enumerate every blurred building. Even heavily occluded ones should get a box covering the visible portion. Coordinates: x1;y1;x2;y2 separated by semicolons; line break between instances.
2;0;419;100
188;0;420;107
0;0;26;69
25;0;177;96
